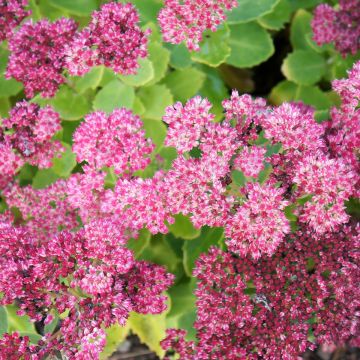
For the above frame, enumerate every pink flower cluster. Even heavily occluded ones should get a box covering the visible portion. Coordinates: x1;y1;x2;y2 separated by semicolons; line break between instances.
0;101;63;188
312;0;360;56
73;108;154;176
0;54;359;358
66;2;149;76
0;0;29;42
162;224;359;358
3;181;78;241
0;218;173;358
226;183;290;259
6;18;77;98
158;0;238;51
5;2;150;98
233;146;266;177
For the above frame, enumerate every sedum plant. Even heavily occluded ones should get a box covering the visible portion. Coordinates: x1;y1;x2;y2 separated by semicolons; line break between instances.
0;0;359;359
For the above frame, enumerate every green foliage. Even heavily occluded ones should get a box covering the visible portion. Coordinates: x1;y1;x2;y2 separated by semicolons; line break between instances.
183;227;224;276
137;84;173;120
128;311;168;357
227;22;274;68
93;80;135;113
0;307;8;337
168;214;201;240
52;143;77;178
162;68;205;102
282;50;326;85
258;0;292;30
226;0;280;24
48;0;97;16
191;25;231;67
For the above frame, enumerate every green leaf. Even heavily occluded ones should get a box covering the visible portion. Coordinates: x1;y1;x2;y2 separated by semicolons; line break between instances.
128;311;167;357
183;227;224;276
162;68;205;103
290;9;319;51
93;80;135;113
227;22;274;68
133;97;146;115
166;43;192;69
137;84;173;120
147;42;170;86
32;168;59;189
0;98;10;117
52;143;77;178
191;25;231;67
140;234;181;274
198;66;229;121
167;279;196;318
0;307;8;337
100;323;130;360
177;311;197;341
289;0;322;11
258;0;291;30
51;86;91;121
118;58;154;87
6;305;36;333
19;332;42;344
127;0;162;24
0;77;23;97
269;80;331;110
281;50;326;85
127;229;151;258
48;0;97;16
44;314;59;335
232;169;247;187
74;66;104;94
142;118;167;148
37;0;65;20
226;0;280;24
168;214;201;240
329;52;360;80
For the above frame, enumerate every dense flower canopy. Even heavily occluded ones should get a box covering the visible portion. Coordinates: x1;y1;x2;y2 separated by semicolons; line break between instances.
0;1;359;358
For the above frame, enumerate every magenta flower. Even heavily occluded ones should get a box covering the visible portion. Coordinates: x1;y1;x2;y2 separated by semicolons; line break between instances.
7;18;77;98
0;0;30;42
158;0;237;51
66;2;150;76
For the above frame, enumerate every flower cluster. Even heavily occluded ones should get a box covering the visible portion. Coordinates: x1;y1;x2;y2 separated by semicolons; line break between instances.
0;0;30;42
162;225;359;358
6;18;77;98
312;0;360;56
0;219;173;358
65;2;150;76
3;180;78;241
226;182;290;259
158;0;238;51
0;101;63;188
73;108;154;176
161;62;359;358
0;46;358;358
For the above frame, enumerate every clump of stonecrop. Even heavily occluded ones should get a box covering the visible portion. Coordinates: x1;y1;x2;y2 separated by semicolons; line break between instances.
312;0;360;56
158;0;238;50
0;58;358;357
0;101;63;189
0;1;359;358
5;1;150;98
161;60;360;358
65;2;150;76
